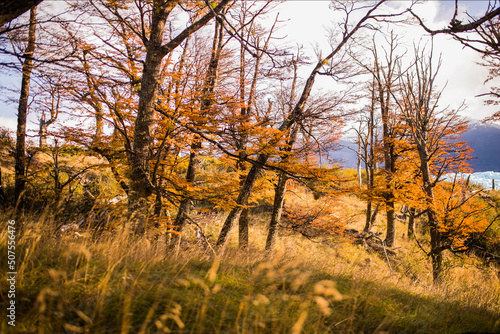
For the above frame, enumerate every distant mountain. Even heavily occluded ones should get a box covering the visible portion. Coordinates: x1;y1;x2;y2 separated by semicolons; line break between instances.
331;139;359;169
332;120;500;172
462;120;500;172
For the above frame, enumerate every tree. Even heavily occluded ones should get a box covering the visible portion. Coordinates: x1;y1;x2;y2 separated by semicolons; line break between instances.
14;6;36;208
265;55;300;251
233;1;278;249
215;0;409;249
169;14;226;248
352;77;380;233
36;74;62;147
45;0;231;234
129;0;231;233
395;45;473;282
352;31;406;246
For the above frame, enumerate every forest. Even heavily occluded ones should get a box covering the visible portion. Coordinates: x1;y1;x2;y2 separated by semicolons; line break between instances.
1;1;500;333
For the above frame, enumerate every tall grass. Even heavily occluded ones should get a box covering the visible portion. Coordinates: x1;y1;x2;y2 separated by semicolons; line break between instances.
1;204;499;333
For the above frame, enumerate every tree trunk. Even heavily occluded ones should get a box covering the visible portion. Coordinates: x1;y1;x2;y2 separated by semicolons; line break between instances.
237;25;249;250
429;210;443;283
216;155;268;248
239;207;249;249
154;179;163;217
39;113;48;147
419;145;443;283
265;172;287;251
265;124;298;251
14;6;36;208
407;206;416;237
364;87;377;233
0;0;42;26
128;2;174;234
169;139;202;248
357;142;363;186
385;201;396;246
382;111;396;247
128;47;164;234
364;201;373;232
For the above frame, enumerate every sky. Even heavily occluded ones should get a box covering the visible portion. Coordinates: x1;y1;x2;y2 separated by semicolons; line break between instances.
275;0;499;121
0;0;499;138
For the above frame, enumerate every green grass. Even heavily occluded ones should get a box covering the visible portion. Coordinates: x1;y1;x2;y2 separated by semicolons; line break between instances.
1;205;499;333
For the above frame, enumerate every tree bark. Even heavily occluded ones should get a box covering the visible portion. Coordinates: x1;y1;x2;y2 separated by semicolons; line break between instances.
380;74;397;247
128;2;169;233
237;20;249;250
364;202;373;232
14;6;36;208
265;172;287;251
385;200;396;246
407;206;416;237
363;81;377;232
381;91;396;247
418;143;443;283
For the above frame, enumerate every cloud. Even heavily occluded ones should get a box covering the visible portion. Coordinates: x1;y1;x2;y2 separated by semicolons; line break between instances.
0;116;17;132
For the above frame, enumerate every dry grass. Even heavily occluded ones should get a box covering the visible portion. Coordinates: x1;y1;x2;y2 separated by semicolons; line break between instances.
1;194;499;333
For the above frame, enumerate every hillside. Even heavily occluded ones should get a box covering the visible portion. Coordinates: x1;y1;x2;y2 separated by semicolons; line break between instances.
1;185;499;333
2;1;500;332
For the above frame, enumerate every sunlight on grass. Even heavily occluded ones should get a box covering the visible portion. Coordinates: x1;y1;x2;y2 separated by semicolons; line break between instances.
1;200;499;333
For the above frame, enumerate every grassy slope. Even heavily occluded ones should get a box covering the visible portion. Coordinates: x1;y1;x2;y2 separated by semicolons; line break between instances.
1;203;499;334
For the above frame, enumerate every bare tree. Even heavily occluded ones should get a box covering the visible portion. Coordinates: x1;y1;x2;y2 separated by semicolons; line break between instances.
353;78;380;233
37;75;61;147
409;0;500;53
14;6;36;208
